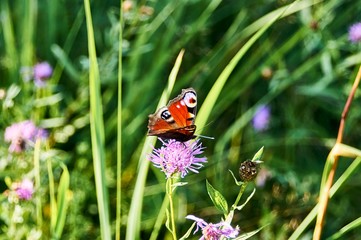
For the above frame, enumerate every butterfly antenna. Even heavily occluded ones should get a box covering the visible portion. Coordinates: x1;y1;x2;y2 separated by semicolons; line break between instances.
197;134;215;140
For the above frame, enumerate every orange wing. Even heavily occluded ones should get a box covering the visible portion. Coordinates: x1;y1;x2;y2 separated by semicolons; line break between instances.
147;88;197;141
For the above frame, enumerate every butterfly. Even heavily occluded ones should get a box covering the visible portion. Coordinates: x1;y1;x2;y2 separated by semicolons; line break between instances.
147;88;197;142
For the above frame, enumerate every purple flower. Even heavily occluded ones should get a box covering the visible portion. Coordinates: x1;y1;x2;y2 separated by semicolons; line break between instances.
14;179;34;200
33;62;53;87
21;62;53;87
252;105;270;132
186;215;239;240
148;139;207;178
349;22;361;43
4;120;48;153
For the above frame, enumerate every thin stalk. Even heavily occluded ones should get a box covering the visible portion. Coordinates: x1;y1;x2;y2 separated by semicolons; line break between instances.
84;0;111;239
313;65;361;239
166;177;177;240
115;0;123;239
231;183;247;211
290;157;361;240
21;0;37;66
34;139;42;227
47;158;56;233
223;182;248;225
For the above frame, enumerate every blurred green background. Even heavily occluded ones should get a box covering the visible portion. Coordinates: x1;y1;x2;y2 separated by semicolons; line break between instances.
1;0;361;239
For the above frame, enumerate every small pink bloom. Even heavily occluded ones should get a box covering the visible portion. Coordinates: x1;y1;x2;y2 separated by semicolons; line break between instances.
4;120;47;153
15;179;34;200
349;22;361;43
33;62;53;80
33;62;53;87
186;215;239;239
148;139;207;178
252;105;270;132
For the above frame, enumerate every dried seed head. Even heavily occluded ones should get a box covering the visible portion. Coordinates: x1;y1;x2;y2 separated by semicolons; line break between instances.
239;160;260;182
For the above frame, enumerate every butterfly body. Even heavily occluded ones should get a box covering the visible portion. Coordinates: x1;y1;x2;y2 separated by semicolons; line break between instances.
147;88;197;142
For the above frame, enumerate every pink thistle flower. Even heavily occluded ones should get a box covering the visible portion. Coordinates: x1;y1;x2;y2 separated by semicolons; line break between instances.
186;215;239;239
4;120;48;153
349;22;361;43
148;139;207;178
252;105;270;132
14;179;34;200
33;62;53;87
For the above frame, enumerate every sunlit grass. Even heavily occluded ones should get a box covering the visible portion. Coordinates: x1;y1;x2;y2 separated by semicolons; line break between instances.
1;0;361;239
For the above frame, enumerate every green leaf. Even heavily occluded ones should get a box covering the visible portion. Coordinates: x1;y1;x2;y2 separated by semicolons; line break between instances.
235;225;265;240
165;208;172;233
327;216;361;240
228;169;242;186
235;188;256;211
252;147;264;162
179;222;196;240
332;143;361;158
206;180;228;214
53;164;70;239
172;181;188;191
84;0;111;239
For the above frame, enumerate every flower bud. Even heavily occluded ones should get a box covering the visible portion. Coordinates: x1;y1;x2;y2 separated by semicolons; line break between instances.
239;160;260;182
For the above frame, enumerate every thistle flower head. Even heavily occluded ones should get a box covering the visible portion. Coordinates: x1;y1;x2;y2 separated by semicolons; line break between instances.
239;160;261;182
148;139;207;178
349;22;361;43
4;120;48;153
20;61;53;87
33;62;53;87
4;179;35;202
186;215;239;240
252;105;270;132
14;179;34;200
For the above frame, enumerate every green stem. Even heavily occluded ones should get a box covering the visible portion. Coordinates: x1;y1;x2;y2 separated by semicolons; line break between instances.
34;139;43;227
224;182;248;225
47;158;56;233
232;182;247;210
115;0;123;239
166;177;177;240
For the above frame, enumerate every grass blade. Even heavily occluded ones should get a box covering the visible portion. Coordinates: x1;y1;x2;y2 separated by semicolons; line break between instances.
116;0;123;239
195;3;283;132
53;164;70;239
0;0;18;80
328;217;361;240
84;0;111;239
290;157;361;239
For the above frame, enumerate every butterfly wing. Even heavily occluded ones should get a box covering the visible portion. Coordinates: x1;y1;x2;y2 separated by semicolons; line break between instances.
147;88;197;141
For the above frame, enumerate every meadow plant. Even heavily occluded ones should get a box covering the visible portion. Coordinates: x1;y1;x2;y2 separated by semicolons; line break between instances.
13;178;35;201
4;120;47;153
33;62;53;87
148;139;207;178
148;136;264;239
186;215;240;240
2;0;361;239
20;61;53;87
348;22;361;43
252;105;271;132
0;54;68;239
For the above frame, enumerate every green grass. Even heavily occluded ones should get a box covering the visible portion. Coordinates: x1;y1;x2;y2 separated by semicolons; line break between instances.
1;0;361;239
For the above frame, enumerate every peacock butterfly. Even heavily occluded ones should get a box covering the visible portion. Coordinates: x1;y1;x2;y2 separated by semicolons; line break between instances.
147;88;197;142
